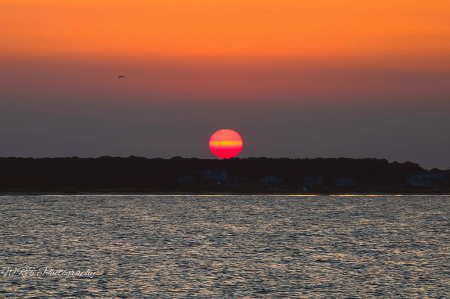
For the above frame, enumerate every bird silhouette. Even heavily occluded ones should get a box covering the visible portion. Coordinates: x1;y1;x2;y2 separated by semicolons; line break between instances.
118;76;125;79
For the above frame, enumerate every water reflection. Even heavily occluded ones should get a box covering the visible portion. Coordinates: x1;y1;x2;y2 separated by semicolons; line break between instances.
1;195;449;297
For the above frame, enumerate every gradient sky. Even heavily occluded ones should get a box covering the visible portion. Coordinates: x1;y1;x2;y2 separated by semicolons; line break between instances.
1;0;449;168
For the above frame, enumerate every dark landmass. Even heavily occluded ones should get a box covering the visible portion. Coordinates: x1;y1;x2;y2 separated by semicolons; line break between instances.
0;156;449;195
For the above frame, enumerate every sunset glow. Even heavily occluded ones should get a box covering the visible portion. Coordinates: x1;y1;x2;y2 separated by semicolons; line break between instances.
1;0;450;168
209;130;243;159
1;0;449;59
1;0;449;102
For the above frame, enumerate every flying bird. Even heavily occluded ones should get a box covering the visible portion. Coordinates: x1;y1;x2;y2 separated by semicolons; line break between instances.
118;76;125;79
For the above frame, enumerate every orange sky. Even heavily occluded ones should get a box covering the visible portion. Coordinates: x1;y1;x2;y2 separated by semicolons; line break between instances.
1;0;449;104
1;0;450;62
1;1;450;167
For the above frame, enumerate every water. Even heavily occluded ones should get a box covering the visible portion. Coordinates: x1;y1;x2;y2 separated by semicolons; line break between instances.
1;195;449;298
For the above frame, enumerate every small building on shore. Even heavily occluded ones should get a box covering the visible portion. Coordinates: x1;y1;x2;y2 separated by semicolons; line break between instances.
407;171;445;187
303;174;324;186
261;176;283;183
335;177;355;186
178;175;196;185
197;169;228;181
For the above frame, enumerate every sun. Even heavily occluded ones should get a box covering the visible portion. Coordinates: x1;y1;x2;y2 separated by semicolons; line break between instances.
209;129;243;159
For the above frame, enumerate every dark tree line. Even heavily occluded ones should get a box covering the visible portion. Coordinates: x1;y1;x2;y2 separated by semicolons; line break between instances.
0;156;438;192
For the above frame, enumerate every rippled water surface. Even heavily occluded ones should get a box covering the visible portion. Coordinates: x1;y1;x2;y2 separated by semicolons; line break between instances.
1;195;449;298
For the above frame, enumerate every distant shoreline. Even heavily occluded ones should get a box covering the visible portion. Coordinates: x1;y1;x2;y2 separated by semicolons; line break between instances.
1;157;449;195
2;192;450;196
